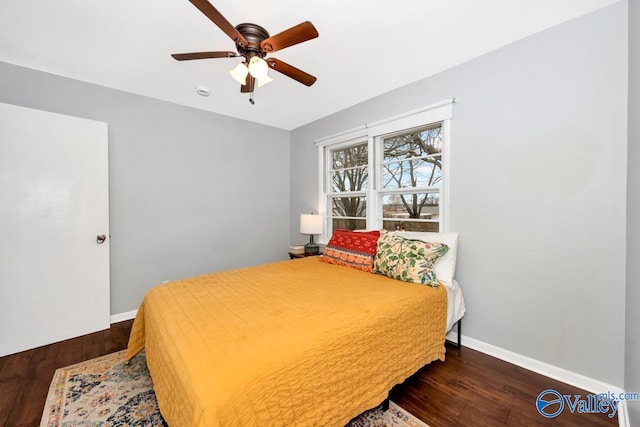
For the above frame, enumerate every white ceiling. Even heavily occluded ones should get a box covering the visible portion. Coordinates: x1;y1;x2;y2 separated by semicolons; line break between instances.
0;0;619;130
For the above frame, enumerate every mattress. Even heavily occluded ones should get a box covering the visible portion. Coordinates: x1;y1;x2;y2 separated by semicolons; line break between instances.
444;279;466;332
126;256;448;427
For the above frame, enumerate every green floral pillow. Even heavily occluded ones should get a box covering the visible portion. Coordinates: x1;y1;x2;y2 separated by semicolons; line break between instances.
374;231;449;287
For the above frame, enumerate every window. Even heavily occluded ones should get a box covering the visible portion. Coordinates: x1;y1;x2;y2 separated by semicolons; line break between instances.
316;99;453;241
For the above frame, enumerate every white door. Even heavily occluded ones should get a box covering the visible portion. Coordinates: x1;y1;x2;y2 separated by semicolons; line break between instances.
0;102;110;357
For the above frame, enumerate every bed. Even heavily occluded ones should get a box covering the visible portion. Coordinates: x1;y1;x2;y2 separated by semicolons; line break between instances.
126;231;465;427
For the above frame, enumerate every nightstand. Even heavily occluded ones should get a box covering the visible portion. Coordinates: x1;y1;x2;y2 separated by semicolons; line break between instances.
288;252;321;259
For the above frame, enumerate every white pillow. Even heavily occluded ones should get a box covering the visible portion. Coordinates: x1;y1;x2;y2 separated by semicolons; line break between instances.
393;231;459;285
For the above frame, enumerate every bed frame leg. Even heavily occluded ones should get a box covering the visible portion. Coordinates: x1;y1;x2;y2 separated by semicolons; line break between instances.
446;318;462;349
381;398;390;412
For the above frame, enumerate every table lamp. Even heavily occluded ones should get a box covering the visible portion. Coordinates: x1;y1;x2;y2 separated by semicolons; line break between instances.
300;213;323;255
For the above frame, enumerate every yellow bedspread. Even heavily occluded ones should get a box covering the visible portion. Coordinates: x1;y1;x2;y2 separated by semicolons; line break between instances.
126;257;447;427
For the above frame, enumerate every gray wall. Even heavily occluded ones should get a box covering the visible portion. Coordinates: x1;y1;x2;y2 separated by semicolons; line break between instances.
291;3;627;386
626;0;639;421
0;61;291;316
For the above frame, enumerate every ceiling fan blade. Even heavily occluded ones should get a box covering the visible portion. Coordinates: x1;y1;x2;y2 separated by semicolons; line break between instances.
266;58;317;86
241;75;255;93
187;0;248;46
260;21;318;53
171;51;238;61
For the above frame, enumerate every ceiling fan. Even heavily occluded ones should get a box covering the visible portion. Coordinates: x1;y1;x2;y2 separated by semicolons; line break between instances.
172;0;319;101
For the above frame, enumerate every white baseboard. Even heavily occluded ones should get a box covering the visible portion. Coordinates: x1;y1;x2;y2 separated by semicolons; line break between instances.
110;309;137;324
446;331;630;427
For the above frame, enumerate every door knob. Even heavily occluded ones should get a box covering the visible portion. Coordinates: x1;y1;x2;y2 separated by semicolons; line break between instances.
96;234;107;244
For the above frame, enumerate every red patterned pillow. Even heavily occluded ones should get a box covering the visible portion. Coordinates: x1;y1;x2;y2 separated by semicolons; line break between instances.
320;229;381;272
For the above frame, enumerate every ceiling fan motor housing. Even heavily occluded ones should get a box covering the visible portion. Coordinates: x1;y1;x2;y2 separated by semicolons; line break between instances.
235;23;270;58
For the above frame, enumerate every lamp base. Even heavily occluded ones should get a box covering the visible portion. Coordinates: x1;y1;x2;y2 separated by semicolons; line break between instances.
304;242;320;255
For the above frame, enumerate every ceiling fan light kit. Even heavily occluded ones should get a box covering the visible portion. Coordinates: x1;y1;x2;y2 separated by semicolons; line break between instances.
172;0;319;104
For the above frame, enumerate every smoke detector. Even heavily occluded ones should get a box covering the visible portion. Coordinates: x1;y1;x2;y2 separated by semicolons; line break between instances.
196;86;210;97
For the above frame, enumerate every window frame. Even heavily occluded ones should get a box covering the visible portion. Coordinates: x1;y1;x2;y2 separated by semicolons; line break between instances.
315;98;454;243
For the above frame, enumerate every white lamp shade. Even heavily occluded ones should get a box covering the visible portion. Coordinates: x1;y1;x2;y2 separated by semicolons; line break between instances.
229;62;248;85
248;56;269;78
300;214;323;235
256;74;273;88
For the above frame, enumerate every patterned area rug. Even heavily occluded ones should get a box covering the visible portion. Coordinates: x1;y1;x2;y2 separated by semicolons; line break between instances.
40;350;429;427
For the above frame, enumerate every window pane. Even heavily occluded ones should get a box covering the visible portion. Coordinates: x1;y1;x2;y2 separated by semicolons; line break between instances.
383;126;442;160
331;143;368;193
332;218;366;232
332;196;366;218
382;126;442;190
382;192;439;220
382;220;439;232
382;156;441;189
332;143;368;170
331;166;368;192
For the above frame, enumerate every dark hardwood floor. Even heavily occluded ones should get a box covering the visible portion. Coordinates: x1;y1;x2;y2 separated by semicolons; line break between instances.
390;345;618;426
0;321;132;427
0;321;617;427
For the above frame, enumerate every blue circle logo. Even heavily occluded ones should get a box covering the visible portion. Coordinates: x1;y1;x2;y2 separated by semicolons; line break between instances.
536;389;564;418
